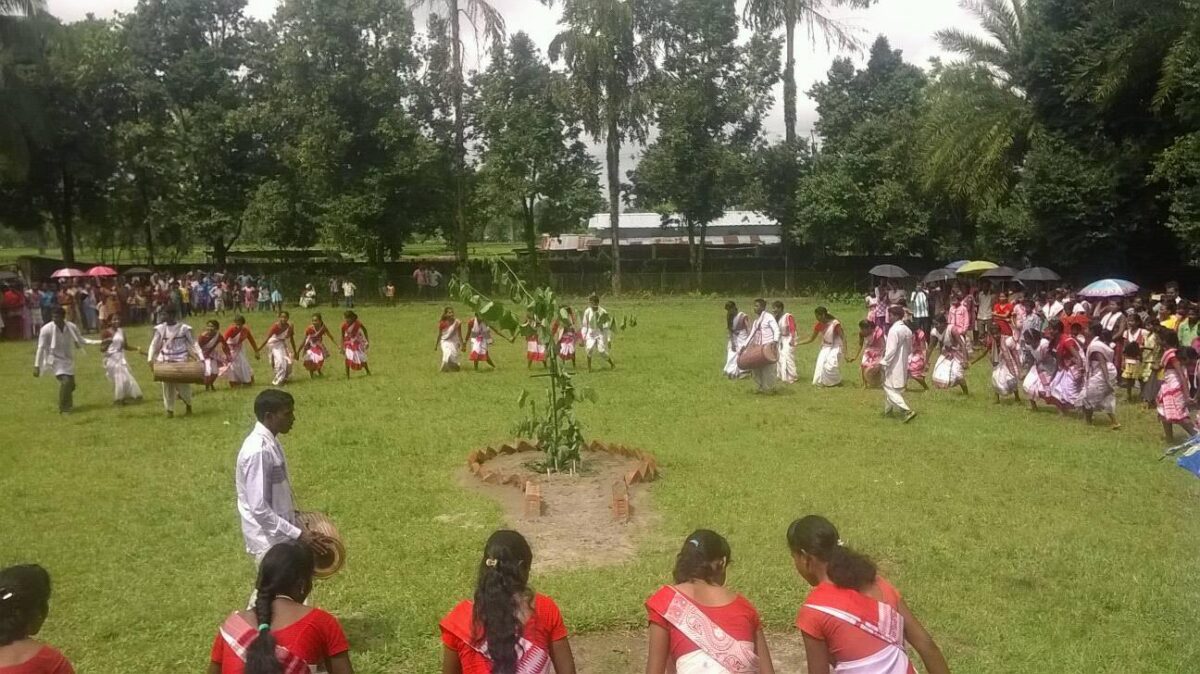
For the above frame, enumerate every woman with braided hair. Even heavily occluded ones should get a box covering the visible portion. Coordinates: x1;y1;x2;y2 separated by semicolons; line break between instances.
0;564;73;674
208;541;352;674
439;530;576;674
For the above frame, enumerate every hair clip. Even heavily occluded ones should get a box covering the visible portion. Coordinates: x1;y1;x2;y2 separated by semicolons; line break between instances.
837;539;846;547
258;623;271;632
688;539;700;548
0;591;13;601
484;558;498;567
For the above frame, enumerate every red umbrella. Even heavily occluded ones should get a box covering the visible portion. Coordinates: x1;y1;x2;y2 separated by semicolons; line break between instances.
50;268;86;279
87;265;118;277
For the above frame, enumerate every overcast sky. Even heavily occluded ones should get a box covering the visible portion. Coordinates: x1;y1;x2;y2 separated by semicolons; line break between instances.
48;0;980;153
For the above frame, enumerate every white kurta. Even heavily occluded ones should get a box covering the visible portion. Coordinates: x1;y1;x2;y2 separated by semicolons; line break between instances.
236;422;301;562
582;306;612;357
34;321;86;376
882;321;912;414
748;311;780;392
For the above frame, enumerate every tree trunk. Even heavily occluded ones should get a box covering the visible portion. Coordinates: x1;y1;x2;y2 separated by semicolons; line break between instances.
59;164;76;265
212;236;229;267
684;216;696;291
783;12;797;145
137;172;155;265
522;196;538;268
451;0;468;273
605;98;622;296
697;220;707;291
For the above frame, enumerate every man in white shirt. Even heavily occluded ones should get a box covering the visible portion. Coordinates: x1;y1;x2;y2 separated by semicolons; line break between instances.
909;284;930;335
341;279;357;308
742;298;780;393
33;307;87;413
147;308;203;418
582;293;616;371
976;284;994;340
881;305;916;422
236;389;324;565
426;267;443;297
412;266;427;299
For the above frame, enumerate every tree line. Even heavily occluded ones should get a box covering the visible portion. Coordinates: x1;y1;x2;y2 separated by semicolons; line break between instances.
1;0;1199;288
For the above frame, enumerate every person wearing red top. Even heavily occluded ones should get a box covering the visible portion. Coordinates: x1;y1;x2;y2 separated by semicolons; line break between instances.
1044;320;1084;413
259;312;297;387
436;307;463;372
199;320;232;391
788;516;949;674
0;565;74;674
645;530;774;674
208;542;352;674
298;314;334;379
992;291;1015;337
439;530;575;674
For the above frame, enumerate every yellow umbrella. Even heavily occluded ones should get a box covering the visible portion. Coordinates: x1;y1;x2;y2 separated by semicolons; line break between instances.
956;260;998;275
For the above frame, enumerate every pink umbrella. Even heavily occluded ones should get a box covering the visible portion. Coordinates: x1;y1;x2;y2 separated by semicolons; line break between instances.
86;265;118;277
50;268;86;279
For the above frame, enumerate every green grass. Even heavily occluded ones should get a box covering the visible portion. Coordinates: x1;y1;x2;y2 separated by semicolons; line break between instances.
1;298;1198;673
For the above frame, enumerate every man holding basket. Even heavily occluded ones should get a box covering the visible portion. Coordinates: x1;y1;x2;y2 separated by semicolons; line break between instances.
236;390;330;588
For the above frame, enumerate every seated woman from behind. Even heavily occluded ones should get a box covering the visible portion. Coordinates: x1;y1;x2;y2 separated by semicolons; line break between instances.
207;541;353;674
439;530;576;674
788;515;950;674
645;530;774;674
0;565;73;674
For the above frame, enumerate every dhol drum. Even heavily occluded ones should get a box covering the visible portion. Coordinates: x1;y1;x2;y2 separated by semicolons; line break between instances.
737;342;779;370
151;361;205;384
297;511;346;579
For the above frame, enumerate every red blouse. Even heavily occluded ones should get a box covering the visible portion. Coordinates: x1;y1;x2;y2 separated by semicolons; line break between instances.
0;646;74;674
646;589;762;662
796;578;914;674
209;608;349;673
439;594;567;674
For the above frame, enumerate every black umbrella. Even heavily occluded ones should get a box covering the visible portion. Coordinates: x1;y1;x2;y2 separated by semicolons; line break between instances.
981;265;1018;279
868;264;909;279
923;268;956;283
123;266;153;275
1015;266;1060;282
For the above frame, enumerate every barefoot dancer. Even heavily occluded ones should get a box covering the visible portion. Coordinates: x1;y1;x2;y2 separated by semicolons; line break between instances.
436;307;463;372
798;307;843;387
1082;326;1120;429
907;317;929;392
972;321;1020;403
930;315;969;395
582;294;615;371
773;301;798;384
198;319;231;391
645;530;775;674
848;320;884;389
552;307;579;371
260;312;297;387
147;308;203;418
466;313;496;370
223;315;260;388
1022;327;1056;411
340;311;370;378
1156;335;1197;441
724;301;751;380
524;312;547;370
94;314;144;405
298;313;334;379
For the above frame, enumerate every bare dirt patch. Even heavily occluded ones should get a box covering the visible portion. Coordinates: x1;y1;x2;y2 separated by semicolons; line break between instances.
566;629;809;673
458;449;659;571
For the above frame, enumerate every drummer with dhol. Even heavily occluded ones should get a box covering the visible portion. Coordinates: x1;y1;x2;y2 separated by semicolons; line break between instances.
236;390;328;581
740;298;781;394
147;307;203;418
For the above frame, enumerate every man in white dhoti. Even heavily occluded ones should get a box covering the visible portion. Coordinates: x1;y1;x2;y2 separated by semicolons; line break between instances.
32;307;87;413
582;293;615;371
881;305;916;422
147;308;203;418
742;298;780;393
773;300;798;384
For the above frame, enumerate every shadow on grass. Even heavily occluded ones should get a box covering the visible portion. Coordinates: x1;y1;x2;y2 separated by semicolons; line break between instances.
339;612;395;655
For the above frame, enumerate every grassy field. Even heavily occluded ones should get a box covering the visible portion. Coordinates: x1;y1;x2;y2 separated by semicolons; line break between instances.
1;298;1198;673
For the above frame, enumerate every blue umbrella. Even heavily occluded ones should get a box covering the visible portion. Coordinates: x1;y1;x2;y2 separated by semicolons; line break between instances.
945;260;970;271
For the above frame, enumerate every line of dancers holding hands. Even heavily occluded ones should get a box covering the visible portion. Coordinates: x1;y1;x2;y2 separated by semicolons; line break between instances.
0;522;951;674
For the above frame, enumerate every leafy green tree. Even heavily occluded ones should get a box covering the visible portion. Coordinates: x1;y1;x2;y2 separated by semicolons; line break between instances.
550;0;653;294
630;0;779;285
742;0;873;145
474;32;602;263
0;0;47;181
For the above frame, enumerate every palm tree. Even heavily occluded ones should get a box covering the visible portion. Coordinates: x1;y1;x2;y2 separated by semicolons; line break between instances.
0;0;47;180
742;0;873;146
410;0;505;270
918;0;1033;211
550;0;649;294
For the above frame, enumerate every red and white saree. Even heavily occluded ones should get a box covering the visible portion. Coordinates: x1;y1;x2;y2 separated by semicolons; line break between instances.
646;586;760;674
